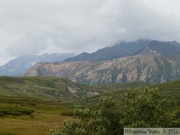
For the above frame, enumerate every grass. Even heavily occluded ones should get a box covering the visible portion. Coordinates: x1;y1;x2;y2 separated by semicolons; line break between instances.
71;80;180;107
92;81;148;91
0;76;150;102
0;96;72;135
0;76;103;101
0;76;179;134
0;114;70;135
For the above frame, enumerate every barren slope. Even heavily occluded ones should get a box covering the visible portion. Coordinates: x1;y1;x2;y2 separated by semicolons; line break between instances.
21;56;180;85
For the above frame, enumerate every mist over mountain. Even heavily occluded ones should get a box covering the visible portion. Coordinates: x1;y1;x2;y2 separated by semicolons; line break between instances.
2;40;180;83
136;40;180;57
0;53;75;76
64;40;150;62
21;40;180;85
64;40;180;63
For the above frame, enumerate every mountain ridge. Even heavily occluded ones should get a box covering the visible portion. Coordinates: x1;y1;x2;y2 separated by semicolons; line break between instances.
136;40;180;57
64;40;150;62
2;40;180;81
0;53;75;76
21;55;180;85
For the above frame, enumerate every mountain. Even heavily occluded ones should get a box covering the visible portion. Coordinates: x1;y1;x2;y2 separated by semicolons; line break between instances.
169;55;180;62
21;55;180;85
0;53;75;76
0;76;101;101
64;40;150;62
136;40;180;57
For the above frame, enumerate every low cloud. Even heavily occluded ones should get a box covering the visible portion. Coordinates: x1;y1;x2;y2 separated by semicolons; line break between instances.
0;0;180;63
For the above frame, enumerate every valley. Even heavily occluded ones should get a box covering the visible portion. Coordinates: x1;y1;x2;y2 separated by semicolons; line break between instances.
1;1;180;134
0;40;180;134
0;76;179;134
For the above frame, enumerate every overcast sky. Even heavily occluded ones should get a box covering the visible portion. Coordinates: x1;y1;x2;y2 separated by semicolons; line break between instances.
1;0;180;65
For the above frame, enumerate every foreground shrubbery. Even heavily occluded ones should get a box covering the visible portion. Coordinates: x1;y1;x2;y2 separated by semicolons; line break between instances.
50;87;180;135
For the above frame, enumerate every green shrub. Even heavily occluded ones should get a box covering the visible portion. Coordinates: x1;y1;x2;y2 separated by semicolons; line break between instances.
61;110;74;116
50;87;179;135
0;108;34;117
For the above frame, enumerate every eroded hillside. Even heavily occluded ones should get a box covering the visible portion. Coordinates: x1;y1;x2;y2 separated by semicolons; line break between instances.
21;56;180;85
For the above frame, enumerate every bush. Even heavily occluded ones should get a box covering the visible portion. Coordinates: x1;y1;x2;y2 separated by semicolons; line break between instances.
0;108;34;117
119;87;176;127
61;110;74;116
50;87;179;135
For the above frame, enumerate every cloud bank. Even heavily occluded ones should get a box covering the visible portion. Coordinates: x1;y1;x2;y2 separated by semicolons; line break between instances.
0;0;180;64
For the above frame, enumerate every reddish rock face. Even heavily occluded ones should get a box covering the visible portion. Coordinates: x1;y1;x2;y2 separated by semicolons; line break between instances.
21;55;180;85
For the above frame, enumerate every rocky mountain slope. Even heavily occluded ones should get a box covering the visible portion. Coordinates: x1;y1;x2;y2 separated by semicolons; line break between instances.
2;40;180;77
0;53;75;76
21;55;180;85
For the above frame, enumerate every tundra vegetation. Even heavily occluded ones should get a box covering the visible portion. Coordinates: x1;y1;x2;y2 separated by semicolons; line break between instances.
50;87;180;135
0;77;179;135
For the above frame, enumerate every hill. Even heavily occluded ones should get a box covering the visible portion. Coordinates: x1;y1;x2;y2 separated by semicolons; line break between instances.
0;79;179;135
0;76;150;102
21;55;180;85
75;80;180;107
0;76;101;101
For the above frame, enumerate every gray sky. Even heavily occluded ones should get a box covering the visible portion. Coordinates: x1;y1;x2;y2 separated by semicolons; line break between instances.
1;0;180;65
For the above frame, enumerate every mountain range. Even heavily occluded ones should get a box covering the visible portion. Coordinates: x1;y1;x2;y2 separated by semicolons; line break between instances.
1;39;180;85
21;55;180;85
21;40;180;85
64;40;180;62
64;39;150;62
0;39;180;135
0;53;75;76
135;40;180;57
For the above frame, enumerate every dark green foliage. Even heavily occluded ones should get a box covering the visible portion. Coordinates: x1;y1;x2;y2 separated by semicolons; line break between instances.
74;80;180;108
90;97;122;135
61;110;74;116
0;131;15;135
0;97;36;117
119;87;175;127
50;97;122;135
0;107;34;117
50;87;179;135
0;96;64;118
171;110;180;127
